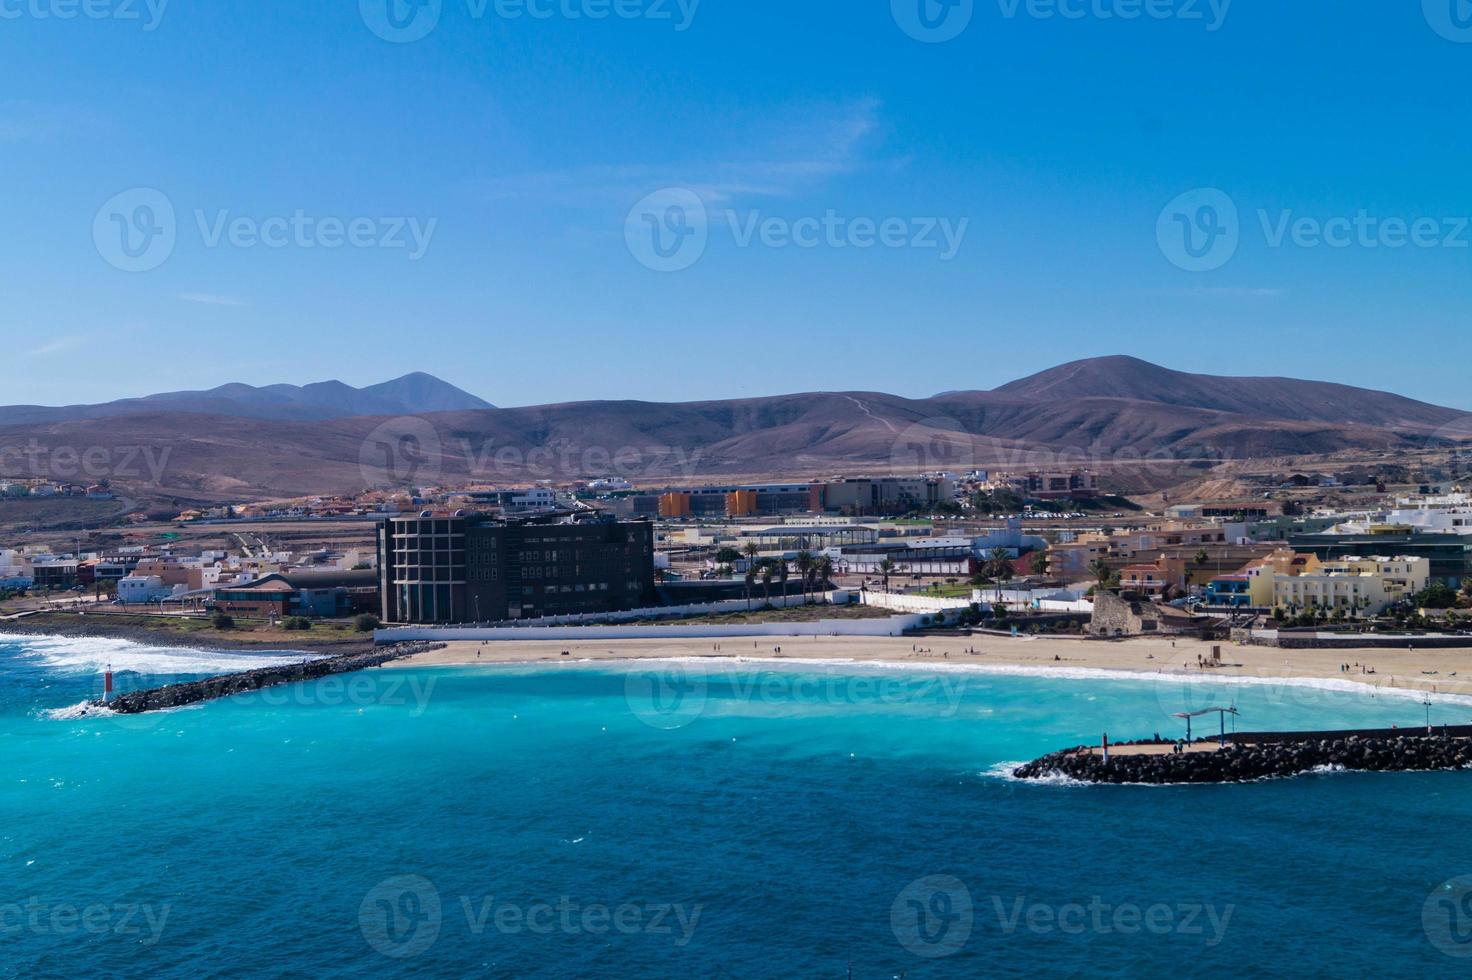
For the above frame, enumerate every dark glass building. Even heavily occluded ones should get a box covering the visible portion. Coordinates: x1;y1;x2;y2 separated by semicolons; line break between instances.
377;512;656;624
1289;532;1472;587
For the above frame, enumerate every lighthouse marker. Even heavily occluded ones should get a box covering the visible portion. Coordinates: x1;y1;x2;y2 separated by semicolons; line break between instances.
103;663;113;704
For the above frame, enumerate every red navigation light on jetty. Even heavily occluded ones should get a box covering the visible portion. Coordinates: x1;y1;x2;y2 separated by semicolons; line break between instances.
103;663;113;704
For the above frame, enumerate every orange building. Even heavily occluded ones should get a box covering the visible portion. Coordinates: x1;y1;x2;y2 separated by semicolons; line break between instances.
725;490;758;518
658;492;692;519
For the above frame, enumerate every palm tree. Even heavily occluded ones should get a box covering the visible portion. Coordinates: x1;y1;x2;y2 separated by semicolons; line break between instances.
815;556;834;600
795;549;815;604
759;561;776;607
878;558;895;592
777;560;790;607
742;541;761;564
744;567;756;611
1029;550;1050;577
985;548;1014;582
1088;558;1113;585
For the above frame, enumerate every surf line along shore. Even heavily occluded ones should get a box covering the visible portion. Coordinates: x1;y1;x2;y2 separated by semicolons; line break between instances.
86;642;444;715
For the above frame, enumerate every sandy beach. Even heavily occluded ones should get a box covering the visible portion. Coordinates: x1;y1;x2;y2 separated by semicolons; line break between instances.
388;633;1472;701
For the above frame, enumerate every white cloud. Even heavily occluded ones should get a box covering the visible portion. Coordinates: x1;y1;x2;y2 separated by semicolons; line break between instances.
473;98;885;207
177;292;247;307
24;335;86;357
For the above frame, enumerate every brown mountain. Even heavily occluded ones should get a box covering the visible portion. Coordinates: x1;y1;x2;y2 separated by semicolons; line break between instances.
0;357;1464;506
989;355;1460;429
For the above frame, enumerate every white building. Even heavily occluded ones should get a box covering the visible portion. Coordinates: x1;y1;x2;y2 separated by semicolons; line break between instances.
116;575;176;604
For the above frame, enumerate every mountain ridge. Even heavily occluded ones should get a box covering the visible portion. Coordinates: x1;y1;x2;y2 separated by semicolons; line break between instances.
0;372;494;425
1;357;1465;504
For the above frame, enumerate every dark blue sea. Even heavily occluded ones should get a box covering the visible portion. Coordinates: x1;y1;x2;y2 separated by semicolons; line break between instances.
5;633;1472;977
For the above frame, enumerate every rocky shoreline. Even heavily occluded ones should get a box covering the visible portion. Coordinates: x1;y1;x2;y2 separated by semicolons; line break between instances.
1014;733;1472;784
85;641;444;715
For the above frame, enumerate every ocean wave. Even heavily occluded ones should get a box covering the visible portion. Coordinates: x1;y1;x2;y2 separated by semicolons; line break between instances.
39;698;207;722
980;761;1092;787
2;633;320;677
41;700;112;721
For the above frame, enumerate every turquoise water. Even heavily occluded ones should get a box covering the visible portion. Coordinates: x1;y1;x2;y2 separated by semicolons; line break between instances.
6;634;1472;977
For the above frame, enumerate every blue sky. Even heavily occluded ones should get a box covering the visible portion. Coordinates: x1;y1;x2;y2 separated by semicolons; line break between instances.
5;0;1472;409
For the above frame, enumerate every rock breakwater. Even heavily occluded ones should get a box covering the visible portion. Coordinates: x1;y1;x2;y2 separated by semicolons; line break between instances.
1014;733;1472;784
91;642;443;714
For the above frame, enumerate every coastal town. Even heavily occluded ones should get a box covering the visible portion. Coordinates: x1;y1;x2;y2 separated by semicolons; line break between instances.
6;460;1472;659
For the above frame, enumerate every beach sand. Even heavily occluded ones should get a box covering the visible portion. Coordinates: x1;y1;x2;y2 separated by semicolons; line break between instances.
389;633;1472;700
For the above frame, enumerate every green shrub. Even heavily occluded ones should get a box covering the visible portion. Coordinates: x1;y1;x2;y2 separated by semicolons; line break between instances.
354;613;382;632
282;616;313;631
211;612;234;630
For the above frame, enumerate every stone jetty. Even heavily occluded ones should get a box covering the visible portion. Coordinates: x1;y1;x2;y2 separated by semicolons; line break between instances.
1014;727;1472;784
91;642;442;715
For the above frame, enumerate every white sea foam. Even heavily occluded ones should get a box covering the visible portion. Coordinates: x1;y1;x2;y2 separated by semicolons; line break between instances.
575;655;1472;707
981;761;1091;787
3;633;320;676
41;700;111;721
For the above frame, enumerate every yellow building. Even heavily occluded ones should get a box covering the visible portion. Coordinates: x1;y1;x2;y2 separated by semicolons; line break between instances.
1271;555;1429;617
1239;549;1322;607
